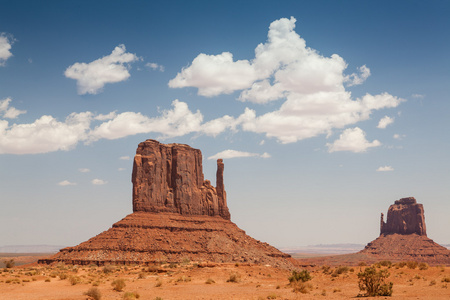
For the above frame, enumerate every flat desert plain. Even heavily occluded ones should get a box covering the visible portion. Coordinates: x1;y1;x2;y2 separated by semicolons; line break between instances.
2;256;450;299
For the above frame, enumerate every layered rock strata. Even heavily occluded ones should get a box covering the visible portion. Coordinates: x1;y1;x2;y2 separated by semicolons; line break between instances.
359;197;450;264
40;140;295;269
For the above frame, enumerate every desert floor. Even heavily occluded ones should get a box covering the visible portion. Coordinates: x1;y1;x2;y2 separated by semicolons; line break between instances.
2;257;450;300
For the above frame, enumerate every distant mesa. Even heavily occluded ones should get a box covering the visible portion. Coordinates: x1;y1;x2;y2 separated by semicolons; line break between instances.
39;139;296;269
359;197;450;264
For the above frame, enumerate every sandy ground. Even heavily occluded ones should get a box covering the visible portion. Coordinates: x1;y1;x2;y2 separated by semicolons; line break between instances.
2;260;450;299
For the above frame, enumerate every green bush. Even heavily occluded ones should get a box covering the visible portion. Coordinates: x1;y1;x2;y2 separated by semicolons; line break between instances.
288;270;311;283
357;267;393;297
84;287;102;300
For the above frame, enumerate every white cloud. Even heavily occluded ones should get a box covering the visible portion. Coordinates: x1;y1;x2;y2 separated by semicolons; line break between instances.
393;133;406;140
0;111;92;154
89;100;204;141
327;127;381;153
78;168;90;173
92;178;107;185
64;44;140;95
169;17;404;143
345;65;371;86
0;98;26;119
0;34;14;66
58;180;77;186
118;168;125;171
376;166;394;172
119;156;130;160
411;94;425;99
146;62;165;72
208;149;271;160
377;116;394;129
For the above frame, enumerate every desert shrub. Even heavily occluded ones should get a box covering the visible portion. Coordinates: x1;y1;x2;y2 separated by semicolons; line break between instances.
155;278;163;287
69;275;81;285
332;266;349;277
205;278;215;284
59;272;68;280
292;282;313;294
288;270;311;283
111;278;126;291
267;293;278;299
3;259;15;269
175;276;191;282
123;292;140;299
84;287;102;300
357;267;393;297
103;265;115;274
358;262;367;267
321;265;331;274
430;280;437;286
227;273;241;283
154;298;163;300
418;262;429;270
138;272;146;279
377;260;392;268
441;277;450;283
395;261;407;268
406;261;418;269
45;278;51;282
168;263;178;268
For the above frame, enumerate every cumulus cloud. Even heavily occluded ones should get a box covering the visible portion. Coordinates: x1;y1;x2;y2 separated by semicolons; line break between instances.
78;168;90;173
327;127;381;153
0;34;14;66
0;98;26;119
91;178;107;185
208;149;271;160
0;111;92;154
169;17;404;144
376;166;394;172
146;62;165;72
58;180;77;186
64;44;140;95
377;116;394;129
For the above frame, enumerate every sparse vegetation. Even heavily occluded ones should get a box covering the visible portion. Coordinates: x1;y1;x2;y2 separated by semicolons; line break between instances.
205;278;215;284
357;266;393;297
288;269;311;283
227;273;241;283
406;261;418;269
111;278;126;291
418;262;429;270
3;259;15;269
331;266;349;277
84;287;102;300
102;265;115;274
123;291;140;299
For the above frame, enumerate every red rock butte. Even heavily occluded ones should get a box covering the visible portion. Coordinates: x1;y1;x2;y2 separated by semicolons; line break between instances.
39;140;296;269
359;197;450;264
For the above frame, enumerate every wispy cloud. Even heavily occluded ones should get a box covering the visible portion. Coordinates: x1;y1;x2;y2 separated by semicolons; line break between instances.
58;180;77;186
146;62;164;72
376;166;394;172
0;98;26;119
78;168;90;173
119;156;130;160
65;44;140;95
91;178;107;185
377;116;394;129
208;149;270;160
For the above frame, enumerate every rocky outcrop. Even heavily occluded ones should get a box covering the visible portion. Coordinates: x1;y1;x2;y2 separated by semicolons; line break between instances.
40;139;295;269
359;197;450;265
132;140;230;220
380;197;426;236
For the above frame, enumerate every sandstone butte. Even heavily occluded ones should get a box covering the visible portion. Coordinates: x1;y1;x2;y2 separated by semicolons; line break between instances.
358;197;450;264
39;139;297;269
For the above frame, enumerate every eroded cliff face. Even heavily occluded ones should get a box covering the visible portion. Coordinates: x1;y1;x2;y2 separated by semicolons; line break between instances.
380;197;426;236
132;139;230;220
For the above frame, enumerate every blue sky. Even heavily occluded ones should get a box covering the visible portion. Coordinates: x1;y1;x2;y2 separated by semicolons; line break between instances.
1;0;449;249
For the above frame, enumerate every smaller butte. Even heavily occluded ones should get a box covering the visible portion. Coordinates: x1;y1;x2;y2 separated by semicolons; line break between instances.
359;197;450;264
